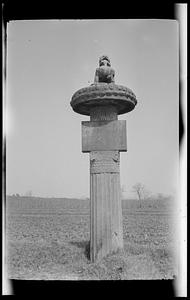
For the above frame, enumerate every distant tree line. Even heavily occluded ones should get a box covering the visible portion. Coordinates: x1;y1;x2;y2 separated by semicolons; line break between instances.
10;190;33;197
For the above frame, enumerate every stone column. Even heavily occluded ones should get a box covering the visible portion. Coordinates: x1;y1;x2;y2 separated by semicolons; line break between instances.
70;55;137;262
89;106;123;262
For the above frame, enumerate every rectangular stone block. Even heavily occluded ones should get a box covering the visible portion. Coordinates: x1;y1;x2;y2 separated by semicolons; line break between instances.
82;120;127;152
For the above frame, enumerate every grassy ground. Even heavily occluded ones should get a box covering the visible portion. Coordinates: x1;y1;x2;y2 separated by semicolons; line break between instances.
6;196;177;280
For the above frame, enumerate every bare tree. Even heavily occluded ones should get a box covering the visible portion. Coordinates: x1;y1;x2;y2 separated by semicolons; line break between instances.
132;183;149;208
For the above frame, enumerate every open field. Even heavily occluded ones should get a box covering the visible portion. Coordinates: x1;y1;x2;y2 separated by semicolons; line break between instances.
5;196;177;280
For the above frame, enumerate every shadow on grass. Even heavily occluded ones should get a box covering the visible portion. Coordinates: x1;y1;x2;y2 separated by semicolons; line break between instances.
70;240;90;260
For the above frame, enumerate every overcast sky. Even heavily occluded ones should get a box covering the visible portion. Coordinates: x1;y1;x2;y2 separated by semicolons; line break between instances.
6;19;179;199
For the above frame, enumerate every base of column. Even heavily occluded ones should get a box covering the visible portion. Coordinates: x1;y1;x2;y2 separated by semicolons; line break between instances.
90;172;123;262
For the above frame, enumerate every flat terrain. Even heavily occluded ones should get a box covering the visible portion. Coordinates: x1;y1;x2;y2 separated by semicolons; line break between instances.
6;196;177;280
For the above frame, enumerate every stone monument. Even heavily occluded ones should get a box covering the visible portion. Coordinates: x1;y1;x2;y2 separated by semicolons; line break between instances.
70;55;137;262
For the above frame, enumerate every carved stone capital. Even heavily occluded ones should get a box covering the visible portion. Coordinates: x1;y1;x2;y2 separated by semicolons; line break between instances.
90;151;120;173
70;83;137;116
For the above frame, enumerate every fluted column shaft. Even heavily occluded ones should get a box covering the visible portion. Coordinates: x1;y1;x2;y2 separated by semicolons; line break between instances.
90;105;123;262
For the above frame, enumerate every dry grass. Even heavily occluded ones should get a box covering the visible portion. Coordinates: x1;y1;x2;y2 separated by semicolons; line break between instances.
5;196;177;280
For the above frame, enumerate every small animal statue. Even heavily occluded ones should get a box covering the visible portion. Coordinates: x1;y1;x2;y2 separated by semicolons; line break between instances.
94;55;115;84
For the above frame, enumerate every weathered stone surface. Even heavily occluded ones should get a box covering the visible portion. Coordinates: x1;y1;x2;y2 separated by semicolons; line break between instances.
90;172;123;262
90;105;118;121
90;151;120;173
82;120;127;152
87;101;124;261
70;83;137;116
94;55;115;84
